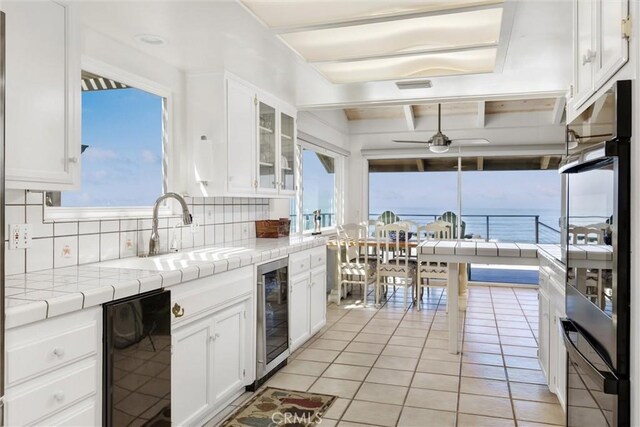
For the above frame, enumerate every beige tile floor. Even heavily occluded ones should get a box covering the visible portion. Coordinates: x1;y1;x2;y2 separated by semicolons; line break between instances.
206;285;565;427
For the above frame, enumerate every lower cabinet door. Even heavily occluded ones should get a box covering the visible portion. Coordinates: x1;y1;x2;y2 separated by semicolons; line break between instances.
554;309;568;410
309;268;327;335
289;274;311;352
538;290;550;382
172;317;214;426
212;302;246;405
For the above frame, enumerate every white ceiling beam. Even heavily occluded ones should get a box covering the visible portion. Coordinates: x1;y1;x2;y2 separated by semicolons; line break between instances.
477;101;486;128
540;156;551;170
416;159;425;172
403;105;416;131
551;97;566;125
299;90;568;111
270;1;504;34
477;157;484;171
308;43;497;64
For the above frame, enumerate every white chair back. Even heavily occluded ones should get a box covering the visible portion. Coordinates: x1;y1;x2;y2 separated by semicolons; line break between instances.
417;222;452;241
569;225;604;245
376;221;412;269
337;223;369;264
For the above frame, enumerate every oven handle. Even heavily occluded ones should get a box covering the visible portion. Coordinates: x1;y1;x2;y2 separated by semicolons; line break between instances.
561;319;619;395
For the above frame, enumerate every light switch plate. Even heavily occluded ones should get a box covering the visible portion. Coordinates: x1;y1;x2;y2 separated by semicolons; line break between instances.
8;224;33;250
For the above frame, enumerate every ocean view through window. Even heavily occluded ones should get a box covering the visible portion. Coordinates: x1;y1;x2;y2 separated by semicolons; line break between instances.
59;72;165;207
300;148;335;232
369;159;561;284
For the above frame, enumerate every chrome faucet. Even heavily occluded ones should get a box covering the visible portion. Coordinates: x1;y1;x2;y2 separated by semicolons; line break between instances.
148;193;193;256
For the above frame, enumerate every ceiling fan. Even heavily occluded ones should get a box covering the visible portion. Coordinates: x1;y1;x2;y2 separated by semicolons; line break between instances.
393;103;490;153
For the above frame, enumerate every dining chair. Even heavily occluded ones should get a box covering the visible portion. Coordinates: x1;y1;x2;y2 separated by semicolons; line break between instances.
375;221;416;310
415;222;450;311
569;225;604;245
336;223;377;306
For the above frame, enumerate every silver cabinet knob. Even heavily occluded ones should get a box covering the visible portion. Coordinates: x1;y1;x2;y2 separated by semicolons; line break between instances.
53;347;65;357
68;156;79;163
53;391;65;402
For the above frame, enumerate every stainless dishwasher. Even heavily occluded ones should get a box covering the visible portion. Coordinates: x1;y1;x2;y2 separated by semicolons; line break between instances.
252;258;289;389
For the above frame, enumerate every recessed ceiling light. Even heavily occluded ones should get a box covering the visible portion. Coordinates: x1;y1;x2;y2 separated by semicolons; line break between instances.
134;34;167;45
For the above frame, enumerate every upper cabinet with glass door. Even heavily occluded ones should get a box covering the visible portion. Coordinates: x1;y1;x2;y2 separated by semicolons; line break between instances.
257;100;278;193
225;75;297;197
279;110;296;196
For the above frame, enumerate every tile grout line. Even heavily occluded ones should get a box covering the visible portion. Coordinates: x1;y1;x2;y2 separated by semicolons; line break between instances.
325;287;400;427
492;287;519;427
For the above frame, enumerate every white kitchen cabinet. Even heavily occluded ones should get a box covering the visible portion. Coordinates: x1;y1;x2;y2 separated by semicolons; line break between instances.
171;267;254;425
538;286;551;382
227;78;257;194
289;247;327;352
594;0;629;88
172;317;215;426
571;0;629;108
4;307;101;426
212;302;247;404
289;273;312;351
2;0;80;191
538;253;568;412
309;267;327;335
225;74;297;197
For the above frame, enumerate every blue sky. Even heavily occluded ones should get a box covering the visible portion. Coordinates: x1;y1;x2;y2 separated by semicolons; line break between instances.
62;88;163;207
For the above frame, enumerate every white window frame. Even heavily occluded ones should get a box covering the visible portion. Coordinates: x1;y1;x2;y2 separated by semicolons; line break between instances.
45;56;174;221
294;140;345;235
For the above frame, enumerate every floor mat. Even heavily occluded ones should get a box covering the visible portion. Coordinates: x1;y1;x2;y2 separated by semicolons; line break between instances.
219;387;336;427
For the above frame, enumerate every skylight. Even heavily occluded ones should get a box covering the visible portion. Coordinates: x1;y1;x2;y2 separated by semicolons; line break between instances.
240;0;505;84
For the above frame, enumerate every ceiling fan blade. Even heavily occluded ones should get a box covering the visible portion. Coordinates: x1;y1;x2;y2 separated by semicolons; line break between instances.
393;140;430;144
451;138;490;145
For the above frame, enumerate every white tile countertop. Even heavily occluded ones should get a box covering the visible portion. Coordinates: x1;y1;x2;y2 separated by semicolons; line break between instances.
418;241;612;262
4;235;327;329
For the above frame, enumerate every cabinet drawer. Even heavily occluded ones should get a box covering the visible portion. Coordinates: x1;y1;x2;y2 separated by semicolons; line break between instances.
7;322;97;386
289;252;311;277
310;247;326;269
39;398;97;427
6;362;97;426
172;266;253;325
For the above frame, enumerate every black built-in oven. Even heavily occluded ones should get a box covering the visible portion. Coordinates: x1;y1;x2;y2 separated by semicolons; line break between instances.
561;80;631;427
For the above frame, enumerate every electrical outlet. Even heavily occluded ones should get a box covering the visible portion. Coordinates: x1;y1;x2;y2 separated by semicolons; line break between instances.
8;224;33;250
190;219;200;233
241;223;249;238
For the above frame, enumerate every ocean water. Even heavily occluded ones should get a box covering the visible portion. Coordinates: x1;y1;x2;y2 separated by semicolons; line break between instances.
369;207;561;244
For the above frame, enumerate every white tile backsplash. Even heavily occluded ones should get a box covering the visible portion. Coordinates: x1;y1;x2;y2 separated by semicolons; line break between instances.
5;205;25;230
27;206;53;238
6;190;26;205
78;235;100;264
120;231;137;258
25;191;43;205
100;220;119;233
54;222;78;237
5;192;272;275
78;221;100;235
100;233;119;262
54;236;78;268
5;242;25;275
26;238;54;272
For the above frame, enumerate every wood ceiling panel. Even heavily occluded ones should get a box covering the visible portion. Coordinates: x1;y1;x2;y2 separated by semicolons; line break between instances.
344;106;405;121
485;98;557;114
413;102;478;117
368;155;562;172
